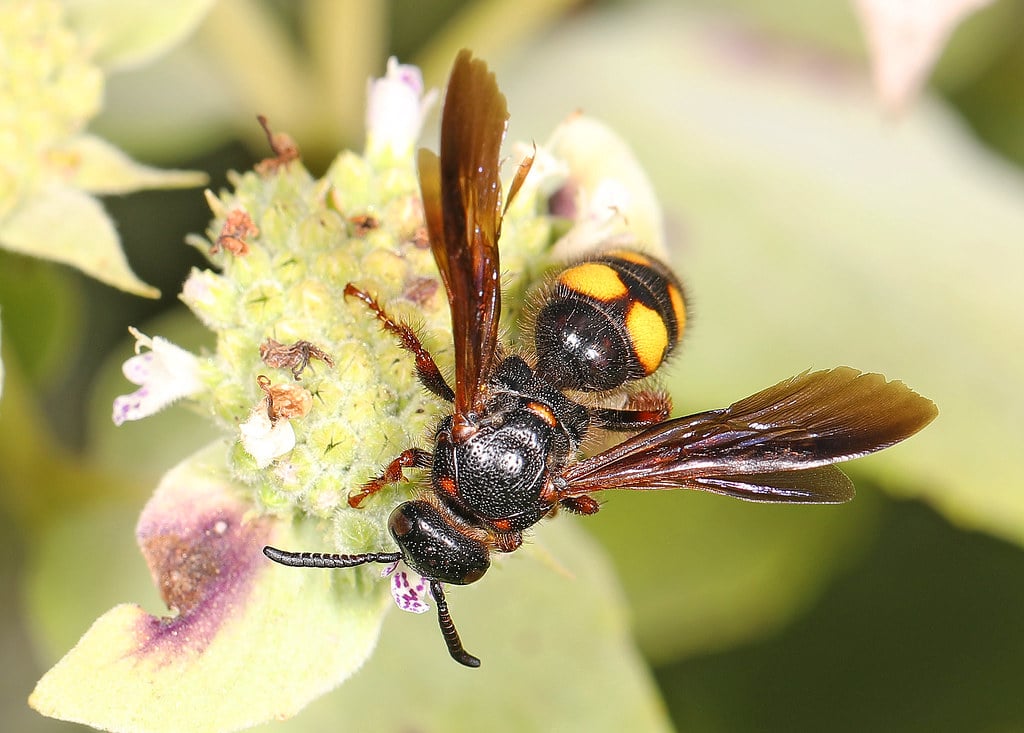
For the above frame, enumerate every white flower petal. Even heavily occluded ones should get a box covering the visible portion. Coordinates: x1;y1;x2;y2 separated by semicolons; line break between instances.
112;387;155;426
365;57;438;159
181;267;215;307
112;328;202;425
239;406;296;469
544;115;666;261
121;351;155;385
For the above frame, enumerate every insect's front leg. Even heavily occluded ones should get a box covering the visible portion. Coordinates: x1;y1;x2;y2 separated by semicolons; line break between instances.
430;580;480;668
348;447;433;508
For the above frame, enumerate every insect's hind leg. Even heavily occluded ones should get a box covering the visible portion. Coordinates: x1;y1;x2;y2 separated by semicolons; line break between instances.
344;283;454;402
589;390;672;431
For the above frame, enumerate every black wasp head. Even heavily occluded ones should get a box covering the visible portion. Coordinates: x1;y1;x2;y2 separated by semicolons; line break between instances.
388;500;490;586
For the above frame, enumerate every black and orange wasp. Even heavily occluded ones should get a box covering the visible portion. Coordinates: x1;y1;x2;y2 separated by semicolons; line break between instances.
264;50;937;667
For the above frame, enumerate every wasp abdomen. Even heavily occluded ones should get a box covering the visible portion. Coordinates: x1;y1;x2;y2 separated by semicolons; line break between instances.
534;250;686;392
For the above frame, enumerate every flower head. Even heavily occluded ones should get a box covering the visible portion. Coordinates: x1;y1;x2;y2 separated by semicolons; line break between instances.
112;327;203;426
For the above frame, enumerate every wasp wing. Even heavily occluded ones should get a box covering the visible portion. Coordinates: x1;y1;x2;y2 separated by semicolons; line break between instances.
418;50;508;416
559;367;937;503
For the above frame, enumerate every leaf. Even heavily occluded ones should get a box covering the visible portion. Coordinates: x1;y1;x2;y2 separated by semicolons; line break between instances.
30;444;388;733
64;0;217;71
27;461;673;733
502;6;1024;547
57;134;207;194
0;185;159;298
0;255;81;387
586;485;880;663
248;520;674;733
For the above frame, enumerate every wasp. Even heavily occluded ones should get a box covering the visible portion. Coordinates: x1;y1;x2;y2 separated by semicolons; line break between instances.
264;50;937;668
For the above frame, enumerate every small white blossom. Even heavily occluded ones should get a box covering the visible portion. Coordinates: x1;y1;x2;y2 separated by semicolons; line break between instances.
381;561;432;614
551;177;638;261
239;403;296;469
509;141;569;205
112;327;202;426
365;57;438;159
543;115;666;261
181;267;215;307
854;0;993;109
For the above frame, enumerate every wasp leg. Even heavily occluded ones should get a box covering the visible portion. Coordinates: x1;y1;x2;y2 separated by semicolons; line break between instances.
430;580;480;668
344;283;455;402
559;496;601;515
590;390;672;431
348;447;433;508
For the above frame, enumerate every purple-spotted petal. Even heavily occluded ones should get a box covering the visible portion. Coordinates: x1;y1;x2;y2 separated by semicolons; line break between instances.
112;327;202;425
390;568;432;614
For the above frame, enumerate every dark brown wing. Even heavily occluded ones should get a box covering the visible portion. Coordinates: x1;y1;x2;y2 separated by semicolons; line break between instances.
418;50;508;416
558;367;937;503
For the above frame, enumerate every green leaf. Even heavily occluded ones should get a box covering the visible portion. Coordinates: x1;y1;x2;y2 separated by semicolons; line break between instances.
64;0;217;71
58;134;207;194
0;185;159;298
586;486;880;664
249;520;673;733
30;443;387;733
27;456;673;733
502;6;1024;547
0;255;81;387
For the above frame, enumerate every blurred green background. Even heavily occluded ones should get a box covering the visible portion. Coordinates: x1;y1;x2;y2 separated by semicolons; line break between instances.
3;1;1024;731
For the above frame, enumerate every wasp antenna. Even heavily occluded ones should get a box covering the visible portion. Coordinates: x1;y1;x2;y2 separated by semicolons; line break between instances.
430;580;480;668
263;546;402;568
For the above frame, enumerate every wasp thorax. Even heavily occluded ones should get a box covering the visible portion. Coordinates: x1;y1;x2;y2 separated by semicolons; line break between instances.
428;357;589;533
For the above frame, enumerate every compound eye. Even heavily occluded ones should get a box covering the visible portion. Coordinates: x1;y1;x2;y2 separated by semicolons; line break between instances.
388;505;415;538
462;566;487;584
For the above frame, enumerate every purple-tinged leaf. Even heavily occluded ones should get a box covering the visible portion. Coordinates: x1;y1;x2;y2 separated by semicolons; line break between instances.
30;444;388;733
